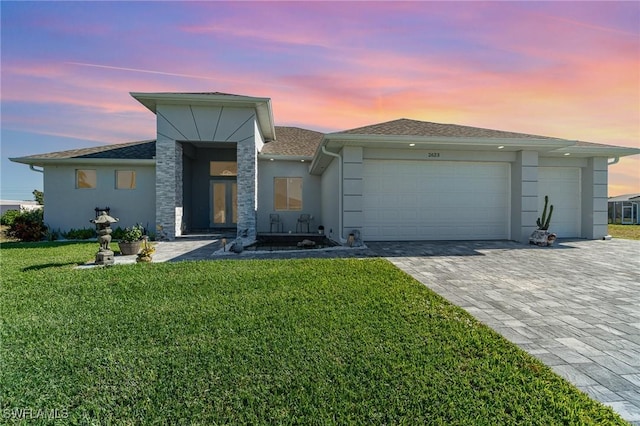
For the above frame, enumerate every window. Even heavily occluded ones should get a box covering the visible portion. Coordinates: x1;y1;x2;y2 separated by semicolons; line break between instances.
274;177;302;211
116;170;136;189
76;169;96;189
210;161;237;176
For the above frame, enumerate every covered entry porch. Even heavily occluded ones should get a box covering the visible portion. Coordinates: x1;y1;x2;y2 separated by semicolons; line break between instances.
182;143;239;233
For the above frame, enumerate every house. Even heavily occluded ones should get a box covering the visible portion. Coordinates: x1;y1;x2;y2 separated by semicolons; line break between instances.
0;200;42;216
10;92;640;243
608;193;640;225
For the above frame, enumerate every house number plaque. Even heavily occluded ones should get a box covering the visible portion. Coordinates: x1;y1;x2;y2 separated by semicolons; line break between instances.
427;152;440;158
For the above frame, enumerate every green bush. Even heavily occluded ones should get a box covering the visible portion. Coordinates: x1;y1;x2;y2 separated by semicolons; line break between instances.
111;226;125;241
7;209;47;242
63;227;96;240
1;209;21;226
120;224;144;242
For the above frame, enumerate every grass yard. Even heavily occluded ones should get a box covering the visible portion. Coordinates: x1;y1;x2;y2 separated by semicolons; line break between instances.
609;224;640;240
0;242;626;424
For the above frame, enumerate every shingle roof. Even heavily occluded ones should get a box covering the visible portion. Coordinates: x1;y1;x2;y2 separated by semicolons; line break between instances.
12;118;635;163
17;140;156;160
261;126;324;157
338;118;556;140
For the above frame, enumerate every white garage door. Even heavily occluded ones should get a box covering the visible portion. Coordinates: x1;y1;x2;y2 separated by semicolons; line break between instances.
362;160;510;241
538;167;581;238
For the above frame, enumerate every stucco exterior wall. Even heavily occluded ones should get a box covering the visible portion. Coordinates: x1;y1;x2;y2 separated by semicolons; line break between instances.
43;164;155;233
320;156;340;242
511;151;538;243
257;159;321;234
581;157;609;239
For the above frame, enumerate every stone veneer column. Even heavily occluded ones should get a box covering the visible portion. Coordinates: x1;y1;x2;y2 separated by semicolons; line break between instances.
155;137;183;240
581;157;608;239
511;151;539;243
236;137;257;241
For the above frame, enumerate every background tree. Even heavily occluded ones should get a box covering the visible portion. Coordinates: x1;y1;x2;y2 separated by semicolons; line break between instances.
32;189;44;205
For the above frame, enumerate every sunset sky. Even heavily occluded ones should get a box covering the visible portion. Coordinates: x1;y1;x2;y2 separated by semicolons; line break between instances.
2;1;639;201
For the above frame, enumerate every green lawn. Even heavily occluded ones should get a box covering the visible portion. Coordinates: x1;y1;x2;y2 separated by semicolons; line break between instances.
0;242;626;424
609;224;640;240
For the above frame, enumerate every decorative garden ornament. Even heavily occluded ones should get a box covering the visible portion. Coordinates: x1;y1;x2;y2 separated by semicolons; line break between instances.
90;211;119;265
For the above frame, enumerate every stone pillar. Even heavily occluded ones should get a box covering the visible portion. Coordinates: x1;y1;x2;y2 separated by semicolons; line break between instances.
236;136;257;241
581;157;608;239
511;151;539;243
156;136;176;240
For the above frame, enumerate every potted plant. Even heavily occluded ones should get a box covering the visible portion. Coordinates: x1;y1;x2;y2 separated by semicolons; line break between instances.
529;195;557;246
136;236;155;263
118;224;144;255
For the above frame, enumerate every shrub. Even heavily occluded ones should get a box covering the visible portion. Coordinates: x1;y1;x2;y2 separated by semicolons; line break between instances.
1;209;21;226
63;227;96;240
111;226;125;241
8;209;47;242
120;224;144;242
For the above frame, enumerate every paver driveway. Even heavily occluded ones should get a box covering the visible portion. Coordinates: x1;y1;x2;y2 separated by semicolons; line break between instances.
367;239;640;425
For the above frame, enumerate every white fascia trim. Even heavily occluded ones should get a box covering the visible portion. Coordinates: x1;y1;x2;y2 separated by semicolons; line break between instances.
548;145;640;158
10;158;156;167
324;133;574;150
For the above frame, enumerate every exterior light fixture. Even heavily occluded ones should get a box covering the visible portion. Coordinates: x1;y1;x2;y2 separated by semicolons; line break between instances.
498;146;505;149
301;160;305;162
564;153;571;156
409;143;416;147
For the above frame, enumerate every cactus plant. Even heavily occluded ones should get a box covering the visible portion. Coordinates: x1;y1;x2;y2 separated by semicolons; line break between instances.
536;195;554;230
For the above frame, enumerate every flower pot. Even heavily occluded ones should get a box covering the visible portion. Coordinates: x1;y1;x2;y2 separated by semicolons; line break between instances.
119;241;142;255
136;255;152;263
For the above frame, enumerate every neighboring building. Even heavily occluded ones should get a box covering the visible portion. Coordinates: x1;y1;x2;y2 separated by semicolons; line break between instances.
10;92;640;243
608;193;640;225
0;200;42;216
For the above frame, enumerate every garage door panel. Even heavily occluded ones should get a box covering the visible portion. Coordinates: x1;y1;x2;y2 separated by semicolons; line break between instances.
363;160;509;241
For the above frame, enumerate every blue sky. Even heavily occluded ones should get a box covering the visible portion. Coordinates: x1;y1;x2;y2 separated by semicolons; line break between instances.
2;1;639;200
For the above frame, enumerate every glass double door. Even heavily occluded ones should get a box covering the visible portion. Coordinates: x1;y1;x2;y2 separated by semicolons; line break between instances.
210;180;237;227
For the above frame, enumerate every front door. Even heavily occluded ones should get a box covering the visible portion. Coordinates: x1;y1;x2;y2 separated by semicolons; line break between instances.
210;181;237;228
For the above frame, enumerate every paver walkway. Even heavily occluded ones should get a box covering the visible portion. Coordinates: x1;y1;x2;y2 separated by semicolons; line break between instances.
366;239;640;425
113;236;640;423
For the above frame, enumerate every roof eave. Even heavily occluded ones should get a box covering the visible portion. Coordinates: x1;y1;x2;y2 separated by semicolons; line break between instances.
546;146;640;158
258;153;313;162
9;157;157;167
323;133;573;150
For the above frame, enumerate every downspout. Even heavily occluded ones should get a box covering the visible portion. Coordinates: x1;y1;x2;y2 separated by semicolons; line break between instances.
30;165;44;173
321;145;343;242
607;157;620;165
